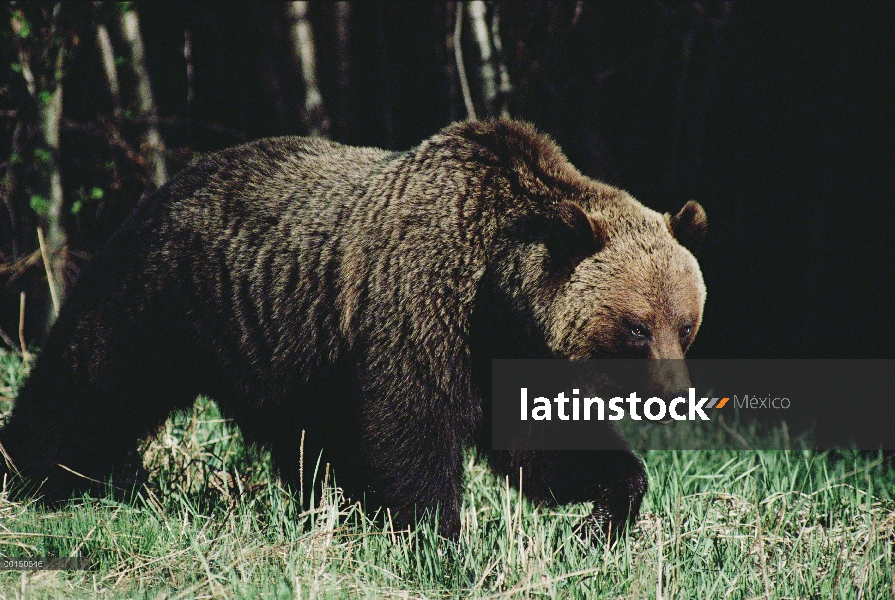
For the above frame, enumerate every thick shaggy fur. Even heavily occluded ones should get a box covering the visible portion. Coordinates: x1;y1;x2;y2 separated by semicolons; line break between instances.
0;120;706;538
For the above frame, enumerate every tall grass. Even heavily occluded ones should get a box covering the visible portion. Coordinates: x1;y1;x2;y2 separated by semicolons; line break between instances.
1;349;893;598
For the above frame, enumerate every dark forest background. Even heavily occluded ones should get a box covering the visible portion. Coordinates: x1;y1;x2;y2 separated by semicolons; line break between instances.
0;1;892;359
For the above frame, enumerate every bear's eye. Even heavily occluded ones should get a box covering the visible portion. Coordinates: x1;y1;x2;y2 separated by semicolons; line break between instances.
629;325;649;339
680;325;692;339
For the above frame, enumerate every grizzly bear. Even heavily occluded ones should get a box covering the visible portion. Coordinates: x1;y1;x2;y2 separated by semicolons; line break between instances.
0;119;706;539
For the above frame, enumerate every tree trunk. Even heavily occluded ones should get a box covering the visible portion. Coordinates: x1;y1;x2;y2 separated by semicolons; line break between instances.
286;2;329;138
333;1;352;141
11;3;68;331
466;1;510;118
374;5;393;147
114;5;168;189
443;2;461;122
489;3;512;117
95;23;123;119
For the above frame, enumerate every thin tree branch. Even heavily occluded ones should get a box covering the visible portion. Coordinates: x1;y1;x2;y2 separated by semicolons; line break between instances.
10;32;36;97
0;122;23;259
183;27;195;109
453;2;476;120
444;2;461;122
36;226;60;318
571;0;584;29
18;292;30;360
61;118;152;186
95;23;122;118
333;2;351;140
183;27;195;145
374;5;393;147
0;324;19;353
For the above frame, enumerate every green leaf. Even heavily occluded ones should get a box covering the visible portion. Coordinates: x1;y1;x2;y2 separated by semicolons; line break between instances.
34;148;52;163
16;19;31;39
10;63;22;74
38;90;53;105
29;195;48;217
10;152;21;164
71;200;83;215
89;186;104;200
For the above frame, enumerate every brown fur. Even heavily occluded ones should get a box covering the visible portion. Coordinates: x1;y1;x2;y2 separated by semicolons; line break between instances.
0;119;706;539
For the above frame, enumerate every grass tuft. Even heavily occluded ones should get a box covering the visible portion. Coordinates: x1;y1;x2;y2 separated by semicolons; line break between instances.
1;349;893;598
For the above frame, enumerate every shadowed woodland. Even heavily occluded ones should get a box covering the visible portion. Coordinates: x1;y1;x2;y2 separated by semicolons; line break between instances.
0;1;893;359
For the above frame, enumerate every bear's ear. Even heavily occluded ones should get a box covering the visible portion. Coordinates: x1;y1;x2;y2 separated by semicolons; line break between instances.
546;200;607;273
668;201;707;254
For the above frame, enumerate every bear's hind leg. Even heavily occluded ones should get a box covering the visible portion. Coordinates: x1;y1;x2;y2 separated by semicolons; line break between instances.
0;331;200;501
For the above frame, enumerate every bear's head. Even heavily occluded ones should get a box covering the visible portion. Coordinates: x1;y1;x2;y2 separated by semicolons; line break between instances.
459;120;707;400
542;198;707;363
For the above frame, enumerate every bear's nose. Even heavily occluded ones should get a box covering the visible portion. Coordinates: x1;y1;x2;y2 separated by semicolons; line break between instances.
645;359;692;425
657;388;691;424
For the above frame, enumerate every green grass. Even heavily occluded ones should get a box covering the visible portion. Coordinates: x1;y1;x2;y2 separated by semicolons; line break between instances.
1;349;893;598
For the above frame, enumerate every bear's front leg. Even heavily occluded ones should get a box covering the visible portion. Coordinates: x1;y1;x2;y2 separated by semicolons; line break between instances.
486;449;647;540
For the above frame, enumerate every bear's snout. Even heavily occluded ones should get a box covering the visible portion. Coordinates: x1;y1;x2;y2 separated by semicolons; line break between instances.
646;359;692;423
